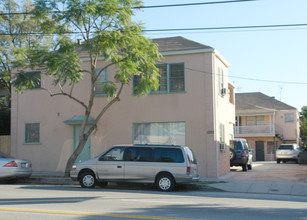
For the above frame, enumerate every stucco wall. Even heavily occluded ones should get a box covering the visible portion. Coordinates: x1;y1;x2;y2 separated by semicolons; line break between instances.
11;51;233;177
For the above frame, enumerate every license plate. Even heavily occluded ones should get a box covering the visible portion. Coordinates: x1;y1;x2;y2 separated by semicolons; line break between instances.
21;163;28;168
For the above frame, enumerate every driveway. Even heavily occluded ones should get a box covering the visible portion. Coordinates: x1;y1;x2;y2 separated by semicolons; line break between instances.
203;162;307;196
229;161;307;183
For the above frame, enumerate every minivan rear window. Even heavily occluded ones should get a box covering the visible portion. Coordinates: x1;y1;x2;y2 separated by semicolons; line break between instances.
185;147;197;164
153;148;184;163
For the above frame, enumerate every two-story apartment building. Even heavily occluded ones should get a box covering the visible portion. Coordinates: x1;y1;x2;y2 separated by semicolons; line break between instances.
11;36;235;177
235;92;300;161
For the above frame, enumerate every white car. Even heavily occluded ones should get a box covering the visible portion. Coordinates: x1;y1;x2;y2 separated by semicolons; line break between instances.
276;144;301;164
0;152;32;181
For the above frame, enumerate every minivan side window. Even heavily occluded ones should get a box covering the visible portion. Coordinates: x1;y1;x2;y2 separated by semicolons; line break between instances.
153;148;184;163
99;147;125;161
124;147;152;162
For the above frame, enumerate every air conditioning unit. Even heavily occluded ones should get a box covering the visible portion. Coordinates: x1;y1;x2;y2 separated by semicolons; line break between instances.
221;88;227;95
220;143;226;152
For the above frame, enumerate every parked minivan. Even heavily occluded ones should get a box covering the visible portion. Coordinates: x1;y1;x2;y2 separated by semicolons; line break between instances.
70;144;199;191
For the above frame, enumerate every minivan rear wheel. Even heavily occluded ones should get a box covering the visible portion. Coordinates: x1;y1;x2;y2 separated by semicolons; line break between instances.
156;174;175;191
79;171;96;188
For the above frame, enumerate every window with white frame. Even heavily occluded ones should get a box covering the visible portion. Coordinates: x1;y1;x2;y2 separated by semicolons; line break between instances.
219;123;225;151
246;116;265;126
133;63;185;94
95;68;107;96
133;122;186;145
25;123;40;144
218;67;224;95
284;113;294;123
25;71;41;89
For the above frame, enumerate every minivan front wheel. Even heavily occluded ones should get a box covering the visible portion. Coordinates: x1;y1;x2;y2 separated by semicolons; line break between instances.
79;171;96;188
156;174;175;191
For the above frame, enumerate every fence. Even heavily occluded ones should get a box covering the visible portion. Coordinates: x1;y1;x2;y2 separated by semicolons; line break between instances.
0;136;11;154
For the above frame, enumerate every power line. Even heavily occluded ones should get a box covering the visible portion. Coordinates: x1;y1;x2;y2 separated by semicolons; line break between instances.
185;67;307;85
1;23;307;36
145;24;307;32
135;0;258;9
0;0;258;16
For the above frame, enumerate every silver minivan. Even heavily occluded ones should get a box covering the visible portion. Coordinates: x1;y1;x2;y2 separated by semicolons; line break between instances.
70;144;199;191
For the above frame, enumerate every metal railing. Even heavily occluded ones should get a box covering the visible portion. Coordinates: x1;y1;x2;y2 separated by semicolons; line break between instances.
234;125;275;136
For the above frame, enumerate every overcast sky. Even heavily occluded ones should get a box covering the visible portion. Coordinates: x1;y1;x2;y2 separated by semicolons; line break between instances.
135;0;307;111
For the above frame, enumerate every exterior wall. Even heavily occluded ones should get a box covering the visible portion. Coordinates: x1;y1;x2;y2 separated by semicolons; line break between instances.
244;137;282;161
234;109;299;162
275;110;300;143
214;54;234;176
11;51;233;177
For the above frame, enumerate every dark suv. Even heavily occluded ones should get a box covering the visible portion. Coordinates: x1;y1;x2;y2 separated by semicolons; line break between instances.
230;139;252;171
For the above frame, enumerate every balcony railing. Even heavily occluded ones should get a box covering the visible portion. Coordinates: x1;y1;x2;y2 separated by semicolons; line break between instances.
234;125;275;136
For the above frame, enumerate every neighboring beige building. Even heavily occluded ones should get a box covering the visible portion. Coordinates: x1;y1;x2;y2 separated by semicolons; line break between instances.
235;92;300;161
11;36;235;177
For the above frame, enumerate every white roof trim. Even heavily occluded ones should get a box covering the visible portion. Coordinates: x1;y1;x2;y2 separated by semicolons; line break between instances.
79;48;215;61
214;49;230;67
161;48;214;56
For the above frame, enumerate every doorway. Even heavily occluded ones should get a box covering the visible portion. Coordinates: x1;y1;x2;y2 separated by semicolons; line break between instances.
256;141;265;161
73;125;91;163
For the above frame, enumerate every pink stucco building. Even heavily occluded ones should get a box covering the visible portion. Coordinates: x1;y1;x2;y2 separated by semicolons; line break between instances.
234;92;300;161
11;37;235;177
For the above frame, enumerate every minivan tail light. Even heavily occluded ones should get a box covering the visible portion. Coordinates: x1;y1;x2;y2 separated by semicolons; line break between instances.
3;161;18;167
186;167;191;175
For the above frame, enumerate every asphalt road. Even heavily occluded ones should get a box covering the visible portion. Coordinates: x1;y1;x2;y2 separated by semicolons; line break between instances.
0;183;307;220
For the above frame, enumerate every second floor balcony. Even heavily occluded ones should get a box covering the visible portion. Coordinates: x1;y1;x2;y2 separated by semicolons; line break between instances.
234;124;275;137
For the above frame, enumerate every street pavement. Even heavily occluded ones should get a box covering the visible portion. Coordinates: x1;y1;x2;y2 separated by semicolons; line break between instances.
26;161;307;196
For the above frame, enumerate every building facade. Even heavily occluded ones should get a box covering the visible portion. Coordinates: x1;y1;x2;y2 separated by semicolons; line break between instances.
234;92;300;161
11;37;235;177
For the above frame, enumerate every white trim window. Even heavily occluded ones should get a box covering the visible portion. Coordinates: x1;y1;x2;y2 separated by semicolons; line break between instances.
218;67;224;95
25;123;40;144
284;113;294;123
95;68;107;96
133;122;186;145
219;123;225;152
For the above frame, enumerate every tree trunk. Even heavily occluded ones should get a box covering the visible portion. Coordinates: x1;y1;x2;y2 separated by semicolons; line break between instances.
64;137;87;177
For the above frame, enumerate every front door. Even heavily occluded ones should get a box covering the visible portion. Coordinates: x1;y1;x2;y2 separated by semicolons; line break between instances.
73;125;91;163
256;141;265;161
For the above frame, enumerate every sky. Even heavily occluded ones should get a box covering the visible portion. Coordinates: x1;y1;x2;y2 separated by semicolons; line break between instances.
134;0;307;111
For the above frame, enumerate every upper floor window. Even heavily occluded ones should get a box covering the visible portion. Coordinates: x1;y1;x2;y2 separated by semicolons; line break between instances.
25;123;40;144
246;116;265;126
218;67;225;95
95;68;107;96
284;113;294;123
133;63;185;94
26;71;41;89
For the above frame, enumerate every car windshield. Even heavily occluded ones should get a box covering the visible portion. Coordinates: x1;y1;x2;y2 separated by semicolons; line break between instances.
278;145;294;150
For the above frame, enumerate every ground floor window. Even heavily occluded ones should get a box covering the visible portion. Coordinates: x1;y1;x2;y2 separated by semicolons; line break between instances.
25;123;40;144
133;122;186;145
267;141;275;154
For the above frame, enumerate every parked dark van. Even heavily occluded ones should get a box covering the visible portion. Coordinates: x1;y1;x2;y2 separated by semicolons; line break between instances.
230;139;252;171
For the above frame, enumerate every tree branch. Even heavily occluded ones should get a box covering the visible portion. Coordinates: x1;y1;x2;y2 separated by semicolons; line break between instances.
41;87;88;109
86;83;125;137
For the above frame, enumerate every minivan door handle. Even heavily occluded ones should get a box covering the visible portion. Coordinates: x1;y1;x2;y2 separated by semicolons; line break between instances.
117;166;122;168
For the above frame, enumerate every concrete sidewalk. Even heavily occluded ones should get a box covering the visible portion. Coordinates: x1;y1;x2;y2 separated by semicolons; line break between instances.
26;169;307;197
200;174;307;197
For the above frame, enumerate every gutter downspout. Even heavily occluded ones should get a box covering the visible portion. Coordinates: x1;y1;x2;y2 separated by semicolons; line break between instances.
213;51;219;177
